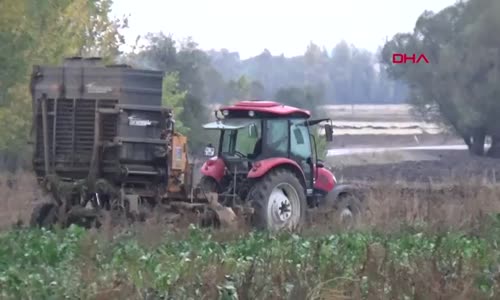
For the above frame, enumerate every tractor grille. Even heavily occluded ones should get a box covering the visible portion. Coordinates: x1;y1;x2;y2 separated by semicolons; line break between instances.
34;98;118;178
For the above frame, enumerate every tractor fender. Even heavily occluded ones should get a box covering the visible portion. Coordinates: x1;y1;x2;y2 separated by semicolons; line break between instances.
313;167;336;193
200;157;225;182
247;157;306;187
319;183;365;208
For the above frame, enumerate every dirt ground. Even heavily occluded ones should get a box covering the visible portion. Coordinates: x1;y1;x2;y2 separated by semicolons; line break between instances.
325;131;500;183
329;149;500;183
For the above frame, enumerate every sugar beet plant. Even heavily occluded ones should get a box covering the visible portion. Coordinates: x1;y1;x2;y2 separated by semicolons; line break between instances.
2;218;500;300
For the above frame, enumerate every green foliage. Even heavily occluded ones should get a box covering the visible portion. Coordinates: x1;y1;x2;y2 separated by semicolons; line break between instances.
0;87;32;152
224;75;265;103
2;222;500;299
162;72;188;135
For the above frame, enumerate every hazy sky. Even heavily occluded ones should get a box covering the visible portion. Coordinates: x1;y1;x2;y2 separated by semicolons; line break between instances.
111;0;458;59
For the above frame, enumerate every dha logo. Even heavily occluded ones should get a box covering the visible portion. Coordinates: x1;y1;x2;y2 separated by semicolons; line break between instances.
392;53;430;64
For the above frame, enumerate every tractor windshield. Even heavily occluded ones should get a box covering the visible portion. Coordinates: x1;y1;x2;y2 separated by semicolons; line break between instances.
203;118;261;157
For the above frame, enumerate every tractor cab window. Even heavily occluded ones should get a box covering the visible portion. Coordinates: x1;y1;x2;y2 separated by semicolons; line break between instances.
290;118;314;189
264;119;289;156
235;122;261;155
290;119;312;160
220;120;261;156
221;130;234;153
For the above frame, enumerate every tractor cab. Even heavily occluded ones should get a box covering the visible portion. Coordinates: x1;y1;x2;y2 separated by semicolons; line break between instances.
199;100;361;232
201;101;335;195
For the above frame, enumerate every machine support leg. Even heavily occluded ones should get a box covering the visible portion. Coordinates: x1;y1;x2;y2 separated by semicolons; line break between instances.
41;96;50;175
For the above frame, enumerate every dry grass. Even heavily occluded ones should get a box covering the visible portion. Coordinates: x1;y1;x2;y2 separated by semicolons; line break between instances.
0;171;40;230
360;180;500;231
304;176;500;239
2;171;500;233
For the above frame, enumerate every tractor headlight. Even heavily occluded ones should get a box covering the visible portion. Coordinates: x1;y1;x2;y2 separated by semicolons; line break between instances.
248;110;255;117
222;110;229;116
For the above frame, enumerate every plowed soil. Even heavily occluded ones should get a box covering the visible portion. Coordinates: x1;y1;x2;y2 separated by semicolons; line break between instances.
331;150;500;183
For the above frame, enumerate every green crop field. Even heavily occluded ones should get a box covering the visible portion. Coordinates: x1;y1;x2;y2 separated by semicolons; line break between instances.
2;175;500;299
1;218;500;300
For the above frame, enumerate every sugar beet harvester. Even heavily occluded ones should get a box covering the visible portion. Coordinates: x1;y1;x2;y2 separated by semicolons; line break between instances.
30;57;363;231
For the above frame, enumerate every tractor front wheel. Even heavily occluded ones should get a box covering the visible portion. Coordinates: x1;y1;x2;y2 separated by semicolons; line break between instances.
333;192;363;230
247;168;306;231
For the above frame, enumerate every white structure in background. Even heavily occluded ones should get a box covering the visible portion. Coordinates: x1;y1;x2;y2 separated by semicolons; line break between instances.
316;121;445;136
327;145;468;156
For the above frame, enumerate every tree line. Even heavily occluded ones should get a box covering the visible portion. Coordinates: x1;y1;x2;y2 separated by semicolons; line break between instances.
206;43;408;105
1;0;499;170
381;0;500;157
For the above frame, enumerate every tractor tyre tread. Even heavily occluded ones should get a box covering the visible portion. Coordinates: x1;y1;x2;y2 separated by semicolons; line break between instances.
247;168;306;231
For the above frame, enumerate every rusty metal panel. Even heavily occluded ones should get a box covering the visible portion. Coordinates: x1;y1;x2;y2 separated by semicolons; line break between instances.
171;134;187;171
31;57;163;105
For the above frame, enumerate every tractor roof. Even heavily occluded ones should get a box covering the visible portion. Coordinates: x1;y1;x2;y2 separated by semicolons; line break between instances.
219;100;311;118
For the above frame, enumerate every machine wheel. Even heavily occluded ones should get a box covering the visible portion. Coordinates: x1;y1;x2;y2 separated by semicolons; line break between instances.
247;168;306;231
334;192;363;230
30;202;59;228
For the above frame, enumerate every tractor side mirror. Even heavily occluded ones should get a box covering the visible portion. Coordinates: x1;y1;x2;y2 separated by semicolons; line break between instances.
248;124;258;138
324;124;333;142
204;144;215;157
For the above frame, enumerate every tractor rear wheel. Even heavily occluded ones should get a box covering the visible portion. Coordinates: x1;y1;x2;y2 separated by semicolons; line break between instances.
247;168;306;231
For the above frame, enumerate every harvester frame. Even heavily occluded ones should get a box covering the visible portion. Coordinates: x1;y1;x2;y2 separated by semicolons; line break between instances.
29;57;231;228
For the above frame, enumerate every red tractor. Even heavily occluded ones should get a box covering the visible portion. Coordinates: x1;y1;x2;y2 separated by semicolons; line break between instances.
199;100;363;231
